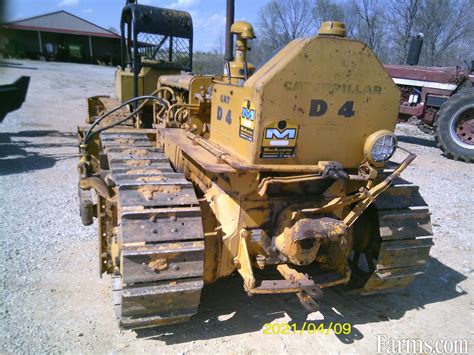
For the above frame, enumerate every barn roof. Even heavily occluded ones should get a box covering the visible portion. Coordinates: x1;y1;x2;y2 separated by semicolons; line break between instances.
1;11;120;38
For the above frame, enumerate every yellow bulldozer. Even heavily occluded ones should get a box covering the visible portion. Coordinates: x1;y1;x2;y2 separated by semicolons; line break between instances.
77;0;434;329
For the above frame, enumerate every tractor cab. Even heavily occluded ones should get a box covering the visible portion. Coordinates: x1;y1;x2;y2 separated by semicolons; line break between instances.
116;1;193;102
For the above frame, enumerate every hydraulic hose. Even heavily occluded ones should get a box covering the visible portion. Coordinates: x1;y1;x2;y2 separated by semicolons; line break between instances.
83;94;169;144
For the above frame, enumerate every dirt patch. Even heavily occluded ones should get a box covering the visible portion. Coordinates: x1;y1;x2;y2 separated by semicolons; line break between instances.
137;185;182;200
136;176;166;183
122;148;148;156
126;169;161;175
149;257;169;271
116;138;135;144
126;159;151;166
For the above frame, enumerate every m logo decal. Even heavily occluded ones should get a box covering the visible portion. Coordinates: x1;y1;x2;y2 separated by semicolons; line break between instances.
260;120;299;158
265;128;297;140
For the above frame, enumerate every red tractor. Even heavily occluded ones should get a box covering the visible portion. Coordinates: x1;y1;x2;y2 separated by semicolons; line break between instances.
385;35;474;162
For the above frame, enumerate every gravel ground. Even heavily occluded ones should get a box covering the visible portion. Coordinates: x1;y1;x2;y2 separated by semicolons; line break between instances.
0;60;472;354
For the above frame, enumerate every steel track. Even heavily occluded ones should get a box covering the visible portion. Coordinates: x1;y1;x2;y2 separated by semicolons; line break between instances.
98;129;433;324
100;129;204;329
356;179;434;294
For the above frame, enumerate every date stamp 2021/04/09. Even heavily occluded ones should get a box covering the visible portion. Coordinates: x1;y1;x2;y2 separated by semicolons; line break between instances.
263;322;351;335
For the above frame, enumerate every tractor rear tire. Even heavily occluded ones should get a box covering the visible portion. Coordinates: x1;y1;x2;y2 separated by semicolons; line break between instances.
434;89;474;163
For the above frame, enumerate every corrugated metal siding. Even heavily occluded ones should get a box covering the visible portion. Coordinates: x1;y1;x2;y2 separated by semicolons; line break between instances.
6;11;116;37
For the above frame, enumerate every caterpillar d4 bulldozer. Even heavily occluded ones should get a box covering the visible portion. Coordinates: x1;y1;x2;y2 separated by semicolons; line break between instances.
77;0;434;329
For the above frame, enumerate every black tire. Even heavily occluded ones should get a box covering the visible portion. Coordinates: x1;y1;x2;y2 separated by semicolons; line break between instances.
434;89;474;163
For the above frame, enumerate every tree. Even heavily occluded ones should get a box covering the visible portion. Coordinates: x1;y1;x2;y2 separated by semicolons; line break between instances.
193;51;224;74
447;29;474;71
416;0;473;65
257;0;315;52
347;0;388;59
210;0;473;69
387;0;421;64
312;0;346;27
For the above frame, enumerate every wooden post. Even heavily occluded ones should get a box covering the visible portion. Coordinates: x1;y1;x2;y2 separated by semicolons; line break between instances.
37;31;43;53
88;36;93;59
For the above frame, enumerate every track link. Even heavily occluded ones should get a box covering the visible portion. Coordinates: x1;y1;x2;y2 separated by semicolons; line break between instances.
101;129;204;329
356;178;434;294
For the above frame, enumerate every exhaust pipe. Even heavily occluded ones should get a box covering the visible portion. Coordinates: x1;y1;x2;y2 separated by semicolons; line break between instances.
406;33;424;66
224;0;235;62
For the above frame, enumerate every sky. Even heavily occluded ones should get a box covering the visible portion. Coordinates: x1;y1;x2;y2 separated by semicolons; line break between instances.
4;0;269;51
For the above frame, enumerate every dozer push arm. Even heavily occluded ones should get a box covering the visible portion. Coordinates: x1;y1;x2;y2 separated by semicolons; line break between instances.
344;151;417;227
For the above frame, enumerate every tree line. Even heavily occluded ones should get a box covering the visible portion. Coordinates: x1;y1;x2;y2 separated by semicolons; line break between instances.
193;0;473;74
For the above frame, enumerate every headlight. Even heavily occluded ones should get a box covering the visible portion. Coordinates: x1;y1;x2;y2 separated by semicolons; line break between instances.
364;130;397;164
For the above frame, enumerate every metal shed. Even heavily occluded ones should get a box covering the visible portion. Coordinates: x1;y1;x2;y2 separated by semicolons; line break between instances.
0;11;121;64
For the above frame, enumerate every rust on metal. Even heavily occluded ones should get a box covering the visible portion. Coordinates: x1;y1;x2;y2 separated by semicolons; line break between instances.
274;217;347;265
122;148;149;156
136;176;166;183
126;159;151;166
79;177;115;201
75;1;436;328
291;217;347;241
137;185;182;200
126;169;162;175
148;257;169;271
456;115;474;145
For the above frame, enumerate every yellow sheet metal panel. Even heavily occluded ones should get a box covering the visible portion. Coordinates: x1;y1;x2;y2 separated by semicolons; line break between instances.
142;67;162;97
209;84;255;162
115;67;180;102
209;35;400;168
115;70;142;102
